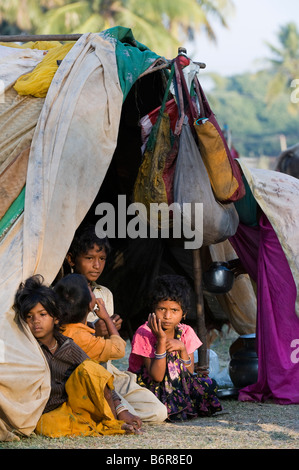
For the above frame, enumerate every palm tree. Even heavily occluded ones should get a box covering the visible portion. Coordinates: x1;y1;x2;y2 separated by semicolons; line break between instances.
265;22;299;112
0;0;235;57
0;0;43;33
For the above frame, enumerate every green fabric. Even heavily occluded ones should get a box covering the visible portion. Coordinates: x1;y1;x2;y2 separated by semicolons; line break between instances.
100;26;162;101
233;175;258;226
0;186;25;239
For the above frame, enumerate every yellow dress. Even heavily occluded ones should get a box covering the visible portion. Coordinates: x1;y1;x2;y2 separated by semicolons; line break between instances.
35;359;125;437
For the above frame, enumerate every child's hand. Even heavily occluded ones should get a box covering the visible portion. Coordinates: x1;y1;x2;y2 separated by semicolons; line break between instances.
95;313;122;337
166;338;186;353
148;313;166;340
93;298;109;320
117;410;143;433
111;314;123;331
93;299;120;338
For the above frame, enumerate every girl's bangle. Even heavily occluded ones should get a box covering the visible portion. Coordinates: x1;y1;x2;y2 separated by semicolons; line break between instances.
180;356;192;366
155;351;166;359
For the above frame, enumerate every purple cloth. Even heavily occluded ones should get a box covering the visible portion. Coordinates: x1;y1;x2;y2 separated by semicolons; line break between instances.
230;214;299;404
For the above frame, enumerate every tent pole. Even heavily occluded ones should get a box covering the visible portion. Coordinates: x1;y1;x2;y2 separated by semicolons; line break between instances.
0;35;206;70
0;34;82;42
192;248;209;374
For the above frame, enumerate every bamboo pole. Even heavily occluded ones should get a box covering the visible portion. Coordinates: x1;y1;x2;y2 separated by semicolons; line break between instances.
0;34;82;42
192;248;209;374
0;34;206;69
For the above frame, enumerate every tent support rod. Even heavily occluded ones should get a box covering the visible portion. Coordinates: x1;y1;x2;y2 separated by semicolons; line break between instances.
0;34;206;69
192;248;209;374
0;34;82;42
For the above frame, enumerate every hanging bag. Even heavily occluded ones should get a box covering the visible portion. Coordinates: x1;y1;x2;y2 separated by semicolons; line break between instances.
133;65;180;227
193;76;245;202
174;117;239;247
173;57;239;246
175;57;245;203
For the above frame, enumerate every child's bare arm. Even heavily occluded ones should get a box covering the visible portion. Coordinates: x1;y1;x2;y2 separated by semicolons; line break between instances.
93;298;120;337
143;313;167;382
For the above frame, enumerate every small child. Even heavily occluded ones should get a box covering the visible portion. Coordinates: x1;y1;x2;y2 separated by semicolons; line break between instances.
55;273;126;364
13;274;136;437
65;224;168;424
54;273;142;431
128;274;222;421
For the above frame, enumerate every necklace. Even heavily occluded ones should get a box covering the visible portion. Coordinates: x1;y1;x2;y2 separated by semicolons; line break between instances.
49;339;57;351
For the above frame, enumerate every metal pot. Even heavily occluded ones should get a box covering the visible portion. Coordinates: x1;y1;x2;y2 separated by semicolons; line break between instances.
203;261;234;294
229;335;258;389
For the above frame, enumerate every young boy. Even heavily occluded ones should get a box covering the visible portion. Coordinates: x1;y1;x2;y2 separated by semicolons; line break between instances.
65;224;168;424
13;274;135;437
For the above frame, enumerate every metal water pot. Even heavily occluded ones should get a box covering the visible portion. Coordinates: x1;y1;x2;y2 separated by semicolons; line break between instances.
229;335;258;389
203;261;234;294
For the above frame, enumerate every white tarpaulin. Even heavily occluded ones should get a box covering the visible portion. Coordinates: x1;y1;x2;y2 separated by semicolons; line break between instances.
0;33;123;440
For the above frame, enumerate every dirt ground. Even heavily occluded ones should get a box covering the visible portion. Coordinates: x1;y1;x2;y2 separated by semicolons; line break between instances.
1;399;298;450
1;328;298;450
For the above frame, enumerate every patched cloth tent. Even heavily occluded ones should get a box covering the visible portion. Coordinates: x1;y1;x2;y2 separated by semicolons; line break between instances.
0;27;164;440
3;26;294;439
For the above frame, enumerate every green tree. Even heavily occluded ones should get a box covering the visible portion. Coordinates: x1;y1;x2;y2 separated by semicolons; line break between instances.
0;0;234;57
209;69;298;157
0;0;42;33
265;22;299;112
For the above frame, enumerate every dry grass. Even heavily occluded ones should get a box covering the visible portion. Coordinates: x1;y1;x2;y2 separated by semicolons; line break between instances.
1;400;298;450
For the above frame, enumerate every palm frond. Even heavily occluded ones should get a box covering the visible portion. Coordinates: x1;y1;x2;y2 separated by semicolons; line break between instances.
36;1;90;34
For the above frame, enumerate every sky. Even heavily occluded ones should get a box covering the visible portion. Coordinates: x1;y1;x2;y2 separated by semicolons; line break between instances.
186;0;299;76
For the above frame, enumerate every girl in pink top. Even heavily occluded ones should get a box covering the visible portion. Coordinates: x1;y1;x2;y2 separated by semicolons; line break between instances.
128;275;222;421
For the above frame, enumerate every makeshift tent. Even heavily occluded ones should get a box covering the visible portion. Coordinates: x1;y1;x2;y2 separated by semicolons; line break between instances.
0;27;262;440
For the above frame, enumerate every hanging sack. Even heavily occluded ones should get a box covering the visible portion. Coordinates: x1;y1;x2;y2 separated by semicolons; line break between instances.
173;117;239;247
133;65;180;227
140;98;178;153
193;76;245;202
175;57;245;203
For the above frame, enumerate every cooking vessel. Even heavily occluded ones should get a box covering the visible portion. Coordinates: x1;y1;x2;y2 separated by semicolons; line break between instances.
203;261;234;294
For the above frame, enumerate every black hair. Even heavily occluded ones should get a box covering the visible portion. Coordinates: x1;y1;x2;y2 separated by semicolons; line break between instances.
149;274;191;317
54;274;92;324
13;274;62;331
68;224;111;261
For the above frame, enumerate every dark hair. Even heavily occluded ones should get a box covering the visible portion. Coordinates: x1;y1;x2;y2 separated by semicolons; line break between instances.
54;274;92;324
68;224;111;260
13;274;62;330
149;274;191;316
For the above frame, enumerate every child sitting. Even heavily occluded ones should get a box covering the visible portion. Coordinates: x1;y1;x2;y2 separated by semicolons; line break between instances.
13;274;136;437
128;274;222;421
54;273;142;431
55;273;126;364
65;224;168;424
